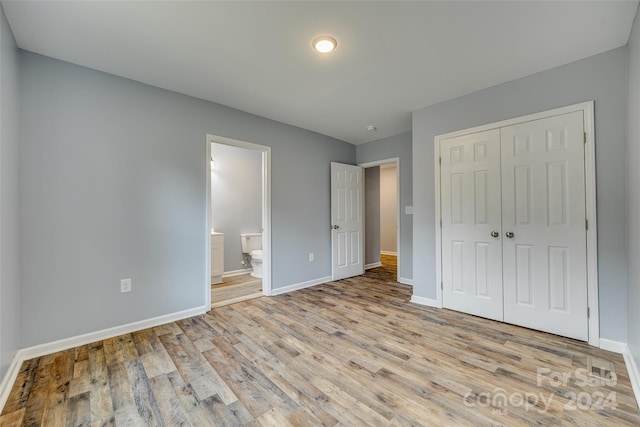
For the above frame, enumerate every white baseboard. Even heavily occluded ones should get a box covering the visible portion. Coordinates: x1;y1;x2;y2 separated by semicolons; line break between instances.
599;339;640;409
399;277;413;286
0;305;208;412
622;344;640;410
0;351;23;414
410;295;439;308
223;268;253;278
599;338;628;354
365;262;382;270
271;276;331;296
380;251;397;256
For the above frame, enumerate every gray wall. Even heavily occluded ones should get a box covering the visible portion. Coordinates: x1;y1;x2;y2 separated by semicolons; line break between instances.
364;167;380;266
211;143;262;273
380;165;397;253
20;51;354;347
0;5;21;379
627;7;640;373
356;132;412;281
412;47;628;341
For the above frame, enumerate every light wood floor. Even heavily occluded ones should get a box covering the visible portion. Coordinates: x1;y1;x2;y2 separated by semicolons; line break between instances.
380;253;397;273
2;259;639;426
211;274;262;309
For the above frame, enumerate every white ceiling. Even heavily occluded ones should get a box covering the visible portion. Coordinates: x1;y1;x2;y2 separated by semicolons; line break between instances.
3;1;638;144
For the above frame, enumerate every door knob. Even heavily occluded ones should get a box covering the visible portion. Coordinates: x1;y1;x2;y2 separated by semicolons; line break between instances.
505;231;515;238
490;231;499;238
331;225;340;230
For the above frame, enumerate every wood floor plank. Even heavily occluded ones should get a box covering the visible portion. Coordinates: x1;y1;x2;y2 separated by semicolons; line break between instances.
40;350;74;426
125;358;165;426
211;273;262;308
147;374;193;427
1;357;39;415
165;371;215;427
1;256;639;426
88;342;115;427
21;357;52;427
0;408;25;426
107;361;143;427
65;391;90;427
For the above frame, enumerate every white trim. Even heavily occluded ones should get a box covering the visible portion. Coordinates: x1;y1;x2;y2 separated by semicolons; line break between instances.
433;135;444;308
222;268;253;278
207;135;272;297
0;352;23;412
20;306;208;360
365;262;382;270
433;101;599;344
0;305;207;412
583;102;600;347
359;157;401;283
205;139;212;308
622;345;640;410
380;251;397;256
410;295;438;308
598;340;640;409
359;158;400;169
270;276;331;296
599;338;628;354
398;277;413;286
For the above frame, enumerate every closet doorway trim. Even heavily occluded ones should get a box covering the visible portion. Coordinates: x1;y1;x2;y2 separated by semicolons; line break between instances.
433;101;598;346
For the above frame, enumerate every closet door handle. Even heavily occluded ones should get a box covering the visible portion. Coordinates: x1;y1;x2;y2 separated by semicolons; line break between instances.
490;231;499;238
505;231;515;238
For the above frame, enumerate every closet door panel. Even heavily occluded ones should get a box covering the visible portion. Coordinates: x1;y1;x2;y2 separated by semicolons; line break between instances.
501;111;588;341
440;129;504;321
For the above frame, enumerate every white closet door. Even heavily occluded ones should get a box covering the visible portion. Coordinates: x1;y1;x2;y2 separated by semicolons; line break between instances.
441;129;504;321
501;111;588;341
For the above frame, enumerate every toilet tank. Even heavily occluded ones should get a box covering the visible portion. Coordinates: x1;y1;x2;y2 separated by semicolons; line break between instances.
240;233;262;253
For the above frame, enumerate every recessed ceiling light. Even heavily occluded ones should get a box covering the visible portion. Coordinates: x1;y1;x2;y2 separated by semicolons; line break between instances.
312;36;337;54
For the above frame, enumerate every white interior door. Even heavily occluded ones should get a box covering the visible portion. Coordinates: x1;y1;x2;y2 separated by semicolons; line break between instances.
440;129;504;321
331;162;364;281
501;111;588;340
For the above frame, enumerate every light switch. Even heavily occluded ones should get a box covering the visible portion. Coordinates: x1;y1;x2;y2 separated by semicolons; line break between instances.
405;206;413;215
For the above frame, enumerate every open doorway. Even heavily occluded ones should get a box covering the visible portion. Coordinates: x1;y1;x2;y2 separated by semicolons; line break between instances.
360;158;400;282
205;135;271;309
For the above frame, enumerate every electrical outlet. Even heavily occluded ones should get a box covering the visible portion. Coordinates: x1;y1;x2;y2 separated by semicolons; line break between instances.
120;278;132;293
309;253;315;262
405;206;414;215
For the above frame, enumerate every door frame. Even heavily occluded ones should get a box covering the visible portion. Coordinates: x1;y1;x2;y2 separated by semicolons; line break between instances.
205;134;272;310
359;157;401;282
433;101;598;346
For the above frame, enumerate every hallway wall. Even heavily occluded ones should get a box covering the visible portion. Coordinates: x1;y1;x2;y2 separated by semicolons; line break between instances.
380;164;397;254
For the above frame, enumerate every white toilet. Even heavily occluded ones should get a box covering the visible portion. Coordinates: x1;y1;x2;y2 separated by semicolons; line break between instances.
240;233;263;278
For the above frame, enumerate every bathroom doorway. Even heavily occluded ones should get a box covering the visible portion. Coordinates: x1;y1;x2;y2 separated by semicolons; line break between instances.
205;135;271;309
360;158;400;282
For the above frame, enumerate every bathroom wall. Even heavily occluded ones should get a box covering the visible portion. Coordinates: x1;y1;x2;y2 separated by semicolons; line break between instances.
380;164;397;254
19;51;354;347
0;4;21;379
412;47;628;341
211;143;262;273
364;167;380;266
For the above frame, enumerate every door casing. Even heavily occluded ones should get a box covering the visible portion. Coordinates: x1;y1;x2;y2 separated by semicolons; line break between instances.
359;157;401;283
433;101;598;346
205;134;272;308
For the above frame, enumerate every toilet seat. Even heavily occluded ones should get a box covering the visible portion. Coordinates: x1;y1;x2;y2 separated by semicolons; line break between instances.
251;250;262;260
